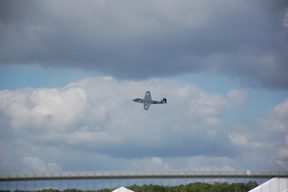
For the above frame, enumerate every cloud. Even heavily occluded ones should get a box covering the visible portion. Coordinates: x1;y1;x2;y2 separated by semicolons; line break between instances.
184;156;236;171
0;0;288;89
283;8;288;28
257;99;288;170
130;157;171;170
258;98;288;132
0;77;286;173
22;156;61;172
230;135;261;148
225;98;288;171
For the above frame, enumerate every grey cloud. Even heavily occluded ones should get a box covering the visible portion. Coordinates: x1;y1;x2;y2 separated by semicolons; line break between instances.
1;0;288;89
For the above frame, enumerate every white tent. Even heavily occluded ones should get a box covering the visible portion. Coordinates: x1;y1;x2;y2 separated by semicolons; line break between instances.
112;187;135;192
249;177;288;192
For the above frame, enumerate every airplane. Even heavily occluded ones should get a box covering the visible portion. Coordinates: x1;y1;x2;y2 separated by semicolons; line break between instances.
132;91;167;110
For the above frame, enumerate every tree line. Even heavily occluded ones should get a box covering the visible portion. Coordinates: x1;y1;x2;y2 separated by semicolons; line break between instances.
1;180;258;192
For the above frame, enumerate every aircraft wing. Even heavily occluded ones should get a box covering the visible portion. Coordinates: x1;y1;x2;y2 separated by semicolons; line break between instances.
144;91;152;100
143;102;151;110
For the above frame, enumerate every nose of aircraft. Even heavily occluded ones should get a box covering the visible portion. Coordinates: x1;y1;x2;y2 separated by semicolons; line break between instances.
133;98;142;103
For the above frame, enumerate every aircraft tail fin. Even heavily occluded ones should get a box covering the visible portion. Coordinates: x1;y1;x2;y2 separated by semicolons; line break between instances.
161;98;167;104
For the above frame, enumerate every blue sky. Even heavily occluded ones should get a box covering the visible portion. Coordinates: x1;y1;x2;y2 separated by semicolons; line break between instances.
1;0;288;174
1;65;286;122
0;65;99;90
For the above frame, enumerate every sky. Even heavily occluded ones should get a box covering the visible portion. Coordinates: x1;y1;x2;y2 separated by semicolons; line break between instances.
0;0;288;174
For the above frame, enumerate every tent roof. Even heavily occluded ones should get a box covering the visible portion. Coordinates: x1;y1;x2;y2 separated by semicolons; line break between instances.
111;187;135;192
249;177;288;192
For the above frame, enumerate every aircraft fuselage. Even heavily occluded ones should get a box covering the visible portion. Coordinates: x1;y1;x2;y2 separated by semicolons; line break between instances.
132;91;167;110
132;98;163;104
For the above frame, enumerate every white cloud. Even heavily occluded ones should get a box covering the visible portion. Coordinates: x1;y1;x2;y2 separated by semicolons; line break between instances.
258;98;288;132
274;98;288;119
130;157;171;170
226;98;288;171
230;135;261;148
0;77;286;172
185;156;236;171
22;156;61;172
258;99;288;170
283;8;288;28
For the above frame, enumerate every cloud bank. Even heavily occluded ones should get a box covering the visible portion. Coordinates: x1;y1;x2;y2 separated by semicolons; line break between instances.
0;77;287;173
1;0;288;89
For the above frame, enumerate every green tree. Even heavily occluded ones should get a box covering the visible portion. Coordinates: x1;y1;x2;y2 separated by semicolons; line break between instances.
9;180;259;192
246;180;258;191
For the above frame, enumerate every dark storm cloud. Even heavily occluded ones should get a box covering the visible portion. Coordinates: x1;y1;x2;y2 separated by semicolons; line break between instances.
58;127;238;159
1;0;288;89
